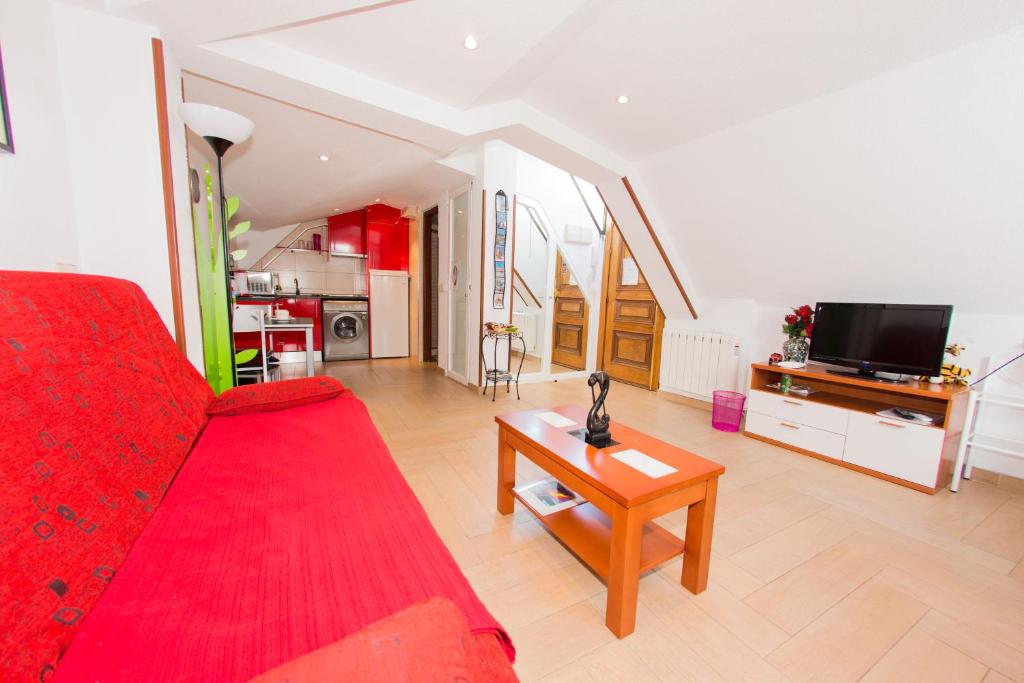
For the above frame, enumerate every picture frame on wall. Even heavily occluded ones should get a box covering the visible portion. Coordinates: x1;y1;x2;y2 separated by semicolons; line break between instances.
0;43;13;154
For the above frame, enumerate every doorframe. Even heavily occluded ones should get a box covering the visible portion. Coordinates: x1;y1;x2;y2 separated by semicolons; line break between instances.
513;193;597;382
446;184;472;385
421;205;438;362
596;214;616;373
597;219;665;390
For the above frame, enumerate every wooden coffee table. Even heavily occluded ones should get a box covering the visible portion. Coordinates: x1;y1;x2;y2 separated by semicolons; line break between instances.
495;406;725;638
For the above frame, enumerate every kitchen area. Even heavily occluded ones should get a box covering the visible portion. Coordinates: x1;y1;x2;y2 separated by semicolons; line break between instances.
232;202;411;382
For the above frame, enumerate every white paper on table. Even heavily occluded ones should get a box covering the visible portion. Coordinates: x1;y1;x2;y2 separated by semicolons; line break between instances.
535;411;576;428
611;449;678;478
620;258;640;286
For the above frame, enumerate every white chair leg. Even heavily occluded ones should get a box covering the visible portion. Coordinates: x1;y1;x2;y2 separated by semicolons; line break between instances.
950;390;978;492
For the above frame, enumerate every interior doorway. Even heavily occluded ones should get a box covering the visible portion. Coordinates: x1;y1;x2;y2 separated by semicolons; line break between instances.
448;190;471;383
551;249;588;372
422;206;439;362
597;221;665;389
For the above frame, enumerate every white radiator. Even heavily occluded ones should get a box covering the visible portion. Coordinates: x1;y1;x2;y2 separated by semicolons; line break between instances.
512;310;542;355
660;329;741;400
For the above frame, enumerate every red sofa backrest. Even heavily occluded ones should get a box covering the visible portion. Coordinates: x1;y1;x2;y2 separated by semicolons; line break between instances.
0;271;213;680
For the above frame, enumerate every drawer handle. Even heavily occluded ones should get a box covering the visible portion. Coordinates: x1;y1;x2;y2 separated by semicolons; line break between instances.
782;399;802;406
779;422;800;429
878;420;906;429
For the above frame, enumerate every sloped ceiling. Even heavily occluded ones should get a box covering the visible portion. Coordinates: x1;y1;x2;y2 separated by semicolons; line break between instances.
83;0;1024;313
182;74;469;230
106;0;1024;166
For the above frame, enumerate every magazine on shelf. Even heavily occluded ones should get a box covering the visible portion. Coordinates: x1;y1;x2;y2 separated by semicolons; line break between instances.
515;477;585;516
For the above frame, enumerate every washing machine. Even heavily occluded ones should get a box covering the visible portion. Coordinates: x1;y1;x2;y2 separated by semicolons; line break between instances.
322;298;369;361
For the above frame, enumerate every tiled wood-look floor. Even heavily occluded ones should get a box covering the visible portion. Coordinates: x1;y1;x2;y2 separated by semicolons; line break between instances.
302;358;1024;682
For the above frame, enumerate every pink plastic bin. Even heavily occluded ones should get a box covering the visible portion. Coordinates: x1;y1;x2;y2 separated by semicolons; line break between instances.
711;390;746;432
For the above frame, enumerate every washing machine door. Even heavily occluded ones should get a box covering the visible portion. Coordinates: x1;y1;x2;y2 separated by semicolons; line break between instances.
331;312;365;342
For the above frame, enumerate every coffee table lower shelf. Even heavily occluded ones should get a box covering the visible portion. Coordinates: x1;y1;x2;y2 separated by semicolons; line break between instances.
512;491;684;581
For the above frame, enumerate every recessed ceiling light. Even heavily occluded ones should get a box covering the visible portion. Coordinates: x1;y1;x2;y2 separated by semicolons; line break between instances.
464;35;478;50
375;197;381;202
333;208;340;212
319;154;329;161
617;95;629;104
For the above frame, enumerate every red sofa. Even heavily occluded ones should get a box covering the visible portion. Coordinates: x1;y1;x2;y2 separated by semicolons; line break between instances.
0;271;514;681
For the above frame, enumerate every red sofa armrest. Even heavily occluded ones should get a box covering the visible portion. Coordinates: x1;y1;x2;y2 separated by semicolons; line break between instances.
207;377;347;416
248;598;518;683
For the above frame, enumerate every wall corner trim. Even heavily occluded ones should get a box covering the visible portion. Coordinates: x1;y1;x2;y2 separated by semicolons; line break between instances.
151;37;187;352
621;176;698;320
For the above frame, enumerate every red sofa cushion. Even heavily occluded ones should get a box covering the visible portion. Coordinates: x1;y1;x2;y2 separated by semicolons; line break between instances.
207;376;346;416
0;271;214;681
54;393;513;681
249;598;517;683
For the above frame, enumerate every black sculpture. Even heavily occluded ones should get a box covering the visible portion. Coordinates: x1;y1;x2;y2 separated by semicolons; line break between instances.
585;371;613;447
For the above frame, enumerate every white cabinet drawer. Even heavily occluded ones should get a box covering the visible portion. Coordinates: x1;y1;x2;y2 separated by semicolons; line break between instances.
745;412;846;460
843;412;944;487
747;390;850;434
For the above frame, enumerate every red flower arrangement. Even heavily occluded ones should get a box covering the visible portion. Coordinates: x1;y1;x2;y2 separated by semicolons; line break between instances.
782;304;814;339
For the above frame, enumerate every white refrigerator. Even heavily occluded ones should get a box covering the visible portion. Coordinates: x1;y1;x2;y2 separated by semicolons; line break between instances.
369;269;410;358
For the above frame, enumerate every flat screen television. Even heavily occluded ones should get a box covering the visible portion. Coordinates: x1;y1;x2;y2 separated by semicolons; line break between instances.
808;303;953;379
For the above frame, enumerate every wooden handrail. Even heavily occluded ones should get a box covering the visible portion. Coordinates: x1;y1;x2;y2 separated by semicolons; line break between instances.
621;176;698;319
512;269;542;308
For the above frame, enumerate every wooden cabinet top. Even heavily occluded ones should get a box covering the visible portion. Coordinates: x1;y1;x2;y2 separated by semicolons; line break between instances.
751;362;967;401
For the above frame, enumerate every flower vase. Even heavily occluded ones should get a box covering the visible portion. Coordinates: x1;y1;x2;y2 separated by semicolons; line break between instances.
783;337;809;364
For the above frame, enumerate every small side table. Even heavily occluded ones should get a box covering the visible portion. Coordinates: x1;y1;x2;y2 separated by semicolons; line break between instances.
480;331;525;401
260;315;315;381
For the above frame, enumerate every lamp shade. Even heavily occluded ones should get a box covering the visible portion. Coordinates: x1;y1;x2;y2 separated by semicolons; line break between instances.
181;103;254;145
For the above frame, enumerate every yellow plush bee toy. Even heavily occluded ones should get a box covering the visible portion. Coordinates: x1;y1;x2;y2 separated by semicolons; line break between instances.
938;343;972;385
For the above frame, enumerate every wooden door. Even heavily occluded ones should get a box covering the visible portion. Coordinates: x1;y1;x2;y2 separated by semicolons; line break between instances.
599;224;665;389
551;250;588;370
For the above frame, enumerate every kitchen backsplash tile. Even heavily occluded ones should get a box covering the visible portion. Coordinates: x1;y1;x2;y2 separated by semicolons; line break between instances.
254;252;367;296
325;272;366;294
296;270;325;293
294;252;326;272
269;251;295;271
326;257;366;275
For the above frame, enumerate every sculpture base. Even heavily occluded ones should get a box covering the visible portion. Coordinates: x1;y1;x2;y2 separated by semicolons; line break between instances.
568;428;619;449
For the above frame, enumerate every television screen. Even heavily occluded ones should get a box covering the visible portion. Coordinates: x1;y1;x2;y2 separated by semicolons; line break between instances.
808;303;952;377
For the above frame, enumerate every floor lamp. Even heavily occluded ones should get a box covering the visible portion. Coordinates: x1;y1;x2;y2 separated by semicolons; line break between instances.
182;103;254;386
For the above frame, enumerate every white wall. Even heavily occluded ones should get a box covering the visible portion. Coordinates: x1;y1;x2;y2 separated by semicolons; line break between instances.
637;27;1024;315
0;1;203;369
516;150;604;304
53;4;174;327
513;211;548;305
235;221;298;270
638;29;1024;475
0;0;79;271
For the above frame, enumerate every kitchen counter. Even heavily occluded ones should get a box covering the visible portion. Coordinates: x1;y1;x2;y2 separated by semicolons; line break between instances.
263;316;313;327
236;293;366;301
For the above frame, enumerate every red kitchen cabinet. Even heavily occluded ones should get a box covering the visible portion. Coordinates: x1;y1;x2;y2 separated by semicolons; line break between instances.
367;216;409;271
233;298;323;354
272;298;323;352
365;203;401;224
328;210;366;255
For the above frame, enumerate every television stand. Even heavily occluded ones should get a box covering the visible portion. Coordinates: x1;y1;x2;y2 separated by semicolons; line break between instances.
824;368;905;384
744;363;968;493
